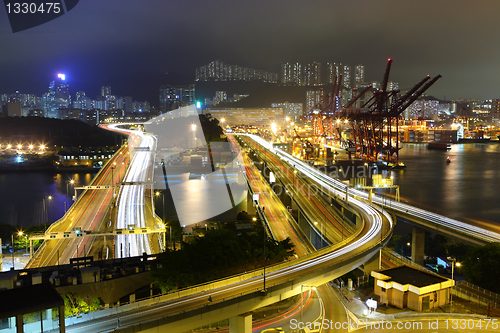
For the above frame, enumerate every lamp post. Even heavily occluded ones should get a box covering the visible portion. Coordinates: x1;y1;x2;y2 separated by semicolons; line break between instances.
300;285;317;323
450;259;461;313
11;231;23;269
155;191;167;250
43;195;52;226
66;179;74;213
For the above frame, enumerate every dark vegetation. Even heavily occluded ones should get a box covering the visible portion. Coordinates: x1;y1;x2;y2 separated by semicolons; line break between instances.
388;231;500;293
152;222;295;292
0;117;124;147
462;243;500;294
0;222;49;248
387;231;470;259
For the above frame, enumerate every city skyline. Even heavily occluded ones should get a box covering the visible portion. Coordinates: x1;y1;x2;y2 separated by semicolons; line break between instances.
0;1;500;104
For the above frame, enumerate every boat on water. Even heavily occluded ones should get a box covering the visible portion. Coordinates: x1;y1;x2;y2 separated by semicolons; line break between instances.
427;142;451;150
458;137;491;143
388;161;407;169
377;160;407;169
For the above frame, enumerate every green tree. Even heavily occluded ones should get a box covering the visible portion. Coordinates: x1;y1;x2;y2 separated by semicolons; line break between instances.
166;219;183;249
152;224;294;292
462;243;500;293
62;293;102;316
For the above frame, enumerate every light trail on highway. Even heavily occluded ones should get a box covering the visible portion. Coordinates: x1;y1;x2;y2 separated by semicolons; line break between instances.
63;131;392;333
106;124;157;258
26;144;130;267
229;135;342;333
241;133;500;244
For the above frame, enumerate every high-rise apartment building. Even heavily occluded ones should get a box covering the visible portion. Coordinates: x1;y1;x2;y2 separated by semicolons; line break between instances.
159;84;195;113
132;101;150;113
303;62;322;86
196;60;278;83
271;102;303;120
326;62;343;84
281;62;302;86
354;65;365;87
74;91;92;110
116;96;133;113
105;95;117;111
306;90;325;113
214;91;228;105
101;86;112;98
342;65;351;90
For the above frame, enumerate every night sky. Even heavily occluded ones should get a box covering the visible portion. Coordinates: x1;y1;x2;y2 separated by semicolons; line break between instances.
0;0;499;106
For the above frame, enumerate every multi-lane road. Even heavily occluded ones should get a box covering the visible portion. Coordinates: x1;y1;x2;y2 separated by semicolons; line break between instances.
27;123;160;268
26;144;130;268
106;124;158;258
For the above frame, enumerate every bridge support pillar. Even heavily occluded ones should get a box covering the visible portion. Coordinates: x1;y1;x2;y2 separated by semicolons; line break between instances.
363;249;381;275
229;314;252;333
411;227;425;266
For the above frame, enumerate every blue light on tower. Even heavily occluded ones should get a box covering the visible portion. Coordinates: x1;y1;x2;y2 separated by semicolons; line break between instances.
196;101;201;109
57;73;66;80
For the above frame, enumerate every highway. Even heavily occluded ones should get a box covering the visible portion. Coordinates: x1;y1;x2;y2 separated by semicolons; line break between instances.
238;136;357;245
27;123;161;267
242;134;500;244
61;131;392;333
228;135;347;333
106;124;158;258
26;144;130;268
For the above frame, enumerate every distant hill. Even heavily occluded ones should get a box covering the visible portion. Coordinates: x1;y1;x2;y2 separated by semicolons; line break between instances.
0;117;125;147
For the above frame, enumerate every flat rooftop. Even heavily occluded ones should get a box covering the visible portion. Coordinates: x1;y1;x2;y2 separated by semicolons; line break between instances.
0;283;63;319
377;265;448;287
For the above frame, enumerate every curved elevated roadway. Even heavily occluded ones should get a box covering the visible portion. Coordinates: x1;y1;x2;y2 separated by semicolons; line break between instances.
65;133;393;333
243;134;500;245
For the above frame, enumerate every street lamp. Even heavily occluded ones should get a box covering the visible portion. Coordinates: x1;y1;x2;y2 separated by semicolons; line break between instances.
11;231;24;269
450;258;461;313
66;179;75;212
43;195;52;226
300;285;317;323
155;191;168;250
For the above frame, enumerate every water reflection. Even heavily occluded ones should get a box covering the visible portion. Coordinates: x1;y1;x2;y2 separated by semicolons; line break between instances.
0;172;95;227
394;143;500;224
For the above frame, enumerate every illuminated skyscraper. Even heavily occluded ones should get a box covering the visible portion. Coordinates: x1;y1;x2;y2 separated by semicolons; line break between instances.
44;74;70;118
